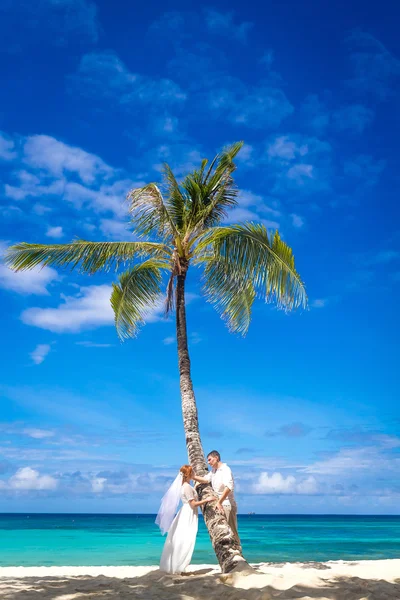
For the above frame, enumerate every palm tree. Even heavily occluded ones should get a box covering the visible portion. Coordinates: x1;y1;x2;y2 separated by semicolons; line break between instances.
5;142;307;573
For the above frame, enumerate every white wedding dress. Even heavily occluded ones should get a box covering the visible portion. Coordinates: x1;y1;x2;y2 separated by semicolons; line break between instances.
159;482;198;574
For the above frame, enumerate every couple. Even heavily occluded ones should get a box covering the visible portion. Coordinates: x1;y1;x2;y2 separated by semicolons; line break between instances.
156;450;240;574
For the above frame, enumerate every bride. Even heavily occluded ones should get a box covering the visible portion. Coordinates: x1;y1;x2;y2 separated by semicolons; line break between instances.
156;464;213;574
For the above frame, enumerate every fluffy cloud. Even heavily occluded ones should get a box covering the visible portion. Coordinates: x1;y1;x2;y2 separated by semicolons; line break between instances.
23;135;115;184
30;344;52;365
291;213;305;228
22;428;55;439
3;467;58;491
252;471;318;494
21;285;114;333
225;189;281;228
2;132;142;224
69;51;186;109
20;284;166;333
347;31;400;101
266;134;332;196
303;441;400;476
209;85;293;129
300;95;375;135
0;263;59;296
0;131;17;160
46;226;64;239
204;9;252;42
267;136;309;160
311;298;328;309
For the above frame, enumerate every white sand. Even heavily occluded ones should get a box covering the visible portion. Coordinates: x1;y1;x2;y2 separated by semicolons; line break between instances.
0;560;399;599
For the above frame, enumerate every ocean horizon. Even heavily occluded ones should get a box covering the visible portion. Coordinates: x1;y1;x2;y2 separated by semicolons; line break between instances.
1;513;399;567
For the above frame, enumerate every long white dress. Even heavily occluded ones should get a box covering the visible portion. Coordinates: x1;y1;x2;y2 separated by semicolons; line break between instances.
159;482;198;574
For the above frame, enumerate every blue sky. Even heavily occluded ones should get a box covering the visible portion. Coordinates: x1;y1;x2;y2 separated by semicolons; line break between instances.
0;0;399;514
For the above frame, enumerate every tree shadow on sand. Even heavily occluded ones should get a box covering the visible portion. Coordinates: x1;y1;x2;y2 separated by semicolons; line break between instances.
1;569;400;600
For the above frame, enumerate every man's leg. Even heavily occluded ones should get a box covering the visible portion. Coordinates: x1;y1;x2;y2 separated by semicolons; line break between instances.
223;505;241;547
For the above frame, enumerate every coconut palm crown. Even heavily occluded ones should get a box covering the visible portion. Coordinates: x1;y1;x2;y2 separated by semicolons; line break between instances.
5;141;307;339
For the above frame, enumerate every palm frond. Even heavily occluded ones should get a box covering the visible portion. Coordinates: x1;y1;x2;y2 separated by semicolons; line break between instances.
127;183;181;242
111;259;169;340
162;164;187;233
4;240;170;274
195;223;308;311
202;258;255;335
187;142;244;234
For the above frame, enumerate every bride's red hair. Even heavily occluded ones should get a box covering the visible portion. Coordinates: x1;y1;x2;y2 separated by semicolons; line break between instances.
180;465;193;480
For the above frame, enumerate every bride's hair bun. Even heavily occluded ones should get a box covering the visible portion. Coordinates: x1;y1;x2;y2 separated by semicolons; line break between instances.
179;465;192;480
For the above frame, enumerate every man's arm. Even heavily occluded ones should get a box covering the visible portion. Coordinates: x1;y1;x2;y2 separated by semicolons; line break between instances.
215;486;231;513
193;471;213;485
192;474;209;484
215;466;234;513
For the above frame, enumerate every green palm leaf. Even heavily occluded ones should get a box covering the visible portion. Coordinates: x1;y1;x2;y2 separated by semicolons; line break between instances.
111;259;169;340
203;258;256;335
4;240;169;274
195;223;307;311
187;142;243;234
127;183;181;242
162;164;188;233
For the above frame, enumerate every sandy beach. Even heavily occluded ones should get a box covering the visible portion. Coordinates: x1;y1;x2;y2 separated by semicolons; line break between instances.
1;560;399;599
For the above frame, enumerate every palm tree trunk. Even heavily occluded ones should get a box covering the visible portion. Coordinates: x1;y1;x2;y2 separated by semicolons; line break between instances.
175;261;251;574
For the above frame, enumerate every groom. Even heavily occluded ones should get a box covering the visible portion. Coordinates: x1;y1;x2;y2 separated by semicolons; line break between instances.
193;450;240;546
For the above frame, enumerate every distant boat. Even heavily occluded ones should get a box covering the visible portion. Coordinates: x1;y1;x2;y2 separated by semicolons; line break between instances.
247;512;256;515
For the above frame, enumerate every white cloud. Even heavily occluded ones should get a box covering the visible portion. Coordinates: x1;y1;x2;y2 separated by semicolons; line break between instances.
236;143;254;165
0;264;59;295
70;51;186;108
22;428;55;439
91;477;106;493
0;131;17;160
21;284;114;333
267;135;332;196
287;163;314;183
163;336;175;345
228;86;293;128
30;344;51;365
225;189;281;226
64;179;136;217
311;298;327;308
20;284;166;333
291;213;305;228
267;135;308;160
252;471;318;494
0;130;139;223
303;443;400;476
33;203;52;216
347;31;400;101
204;9;252;42
8;467;58;491
23;135;115;184
99;218;129;239
46;226;64;238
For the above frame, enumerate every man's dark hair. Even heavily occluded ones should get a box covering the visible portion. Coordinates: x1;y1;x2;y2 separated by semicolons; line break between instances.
207;450;221;461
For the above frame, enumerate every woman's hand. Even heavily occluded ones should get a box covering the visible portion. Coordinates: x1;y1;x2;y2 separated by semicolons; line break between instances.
203;496;216;503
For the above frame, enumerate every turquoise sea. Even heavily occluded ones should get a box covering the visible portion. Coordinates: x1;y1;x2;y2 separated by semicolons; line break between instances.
0;514;399;567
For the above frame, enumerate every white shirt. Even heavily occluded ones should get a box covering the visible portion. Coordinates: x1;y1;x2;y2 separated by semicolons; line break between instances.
205;463;236;508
